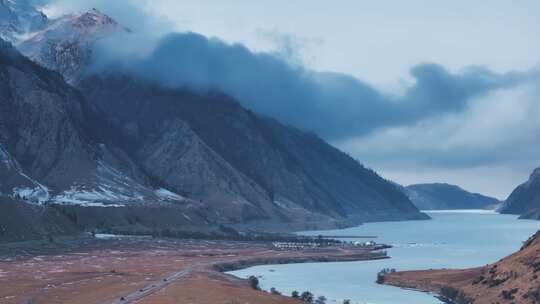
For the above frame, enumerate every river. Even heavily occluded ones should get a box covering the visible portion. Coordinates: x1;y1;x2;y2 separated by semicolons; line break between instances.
230;210;540;304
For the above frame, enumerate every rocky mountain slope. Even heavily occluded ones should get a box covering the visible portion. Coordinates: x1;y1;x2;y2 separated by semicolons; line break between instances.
0;39;223;241
15;8;427;225
403;183;500;210
381;230;540;304
79;75;427;228
499;167;540;219
0;7;429;241
0;38;156;206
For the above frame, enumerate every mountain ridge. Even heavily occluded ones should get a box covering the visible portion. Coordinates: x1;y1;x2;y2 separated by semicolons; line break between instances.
403;183;500;210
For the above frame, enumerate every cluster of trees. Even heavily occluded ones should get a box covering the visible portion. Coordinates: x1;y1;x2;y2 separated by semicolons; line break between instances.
439;286;473;304
290;290;350;304
290;290;322;303
248;276;260;290
376;268;396;283
249;276;353;303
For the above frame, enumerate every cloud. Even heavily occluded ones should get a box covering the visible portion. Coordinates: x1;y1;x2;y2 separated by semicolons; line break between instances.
337;82;540;198
254;28;323;66
39;0;539;142
89;31;540;141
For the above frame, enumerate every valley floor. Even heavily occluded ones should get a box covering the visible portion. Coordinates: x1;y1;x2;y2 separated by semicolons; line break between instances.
0;237;386;304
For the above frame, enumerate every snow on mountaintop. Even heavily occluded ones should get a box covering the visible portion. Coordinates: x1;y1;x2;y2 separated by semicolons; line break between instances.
28;8;127;41
0;0;47;43
17;8;129;83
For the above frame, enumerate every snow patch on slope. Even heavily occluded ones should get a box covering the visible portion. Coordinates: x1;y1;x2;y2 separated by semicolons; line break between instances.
155;188;185;201
11;183;49;204
51;161;146;206
52;186;127;207
2;142;162;207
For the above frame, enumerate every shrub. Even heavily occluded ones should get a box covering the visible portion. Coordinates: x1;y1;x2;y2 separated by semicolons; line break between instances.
376;268;396;283
300;291;314;303
248;275;260;290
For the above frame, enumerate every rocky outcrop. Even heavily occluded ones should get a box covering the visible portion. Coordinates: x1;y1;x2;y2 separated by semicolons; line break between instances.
499;168;540;219
403;183;500;210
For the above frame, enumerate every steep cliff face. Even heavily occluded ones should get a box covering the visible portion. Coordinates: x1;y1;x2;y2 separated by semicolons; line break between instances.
499;168;540;219
403;183;500;210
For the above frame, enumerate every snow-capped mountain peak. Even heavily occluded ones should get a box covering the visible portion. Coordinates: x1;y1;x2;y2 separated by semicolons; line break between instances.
17;8;129;84
40;8;127;40
72;8;121;30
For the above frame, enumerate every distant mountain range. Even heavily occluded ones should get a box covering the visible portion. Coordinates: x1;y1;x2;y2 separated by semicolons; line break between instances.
0;7;428;241
402;183;500;210
499;167;540;220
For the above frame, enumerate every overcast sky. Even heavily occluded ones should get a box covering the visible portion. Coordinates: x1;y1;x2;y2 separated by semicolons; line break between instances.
46;0;540;199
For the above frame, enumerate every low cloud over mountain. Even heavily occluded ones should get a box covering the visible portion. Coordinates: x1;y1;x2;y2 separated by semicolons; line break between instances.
28;0;540;198
88;32;539;142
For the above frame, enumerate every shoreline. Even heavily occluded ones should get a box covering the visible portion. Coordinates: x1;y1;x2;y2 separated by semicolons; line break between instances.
379;267;486;304
214;247;390;273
